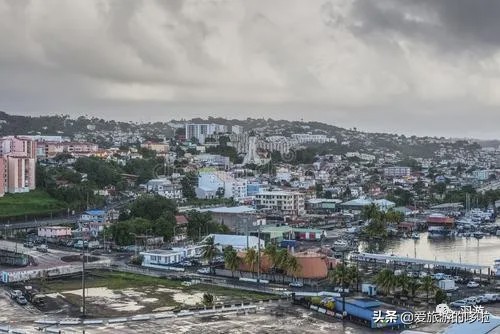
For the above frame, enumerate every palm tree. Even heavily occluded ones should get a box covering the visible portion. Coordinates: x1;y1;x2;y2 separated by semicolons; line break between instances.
264;243;278;282
276;249;290;283
419;276;438;306
348;265;360;291
397;274;411;296
244;248;258;278
201;236;218;274
224;246;240;278
375;269;397;295
331;264;359;290
287;254;301;281
361;203;381;221
407;278;421;299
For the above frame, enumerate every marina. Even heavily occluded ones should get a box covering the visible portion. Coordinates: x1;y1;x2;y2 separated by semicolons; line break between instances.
361;232;500;268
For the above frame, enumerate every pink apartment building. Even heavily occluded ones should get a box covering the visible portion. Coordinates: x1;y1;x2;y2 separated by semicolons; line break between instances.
0;136;36;197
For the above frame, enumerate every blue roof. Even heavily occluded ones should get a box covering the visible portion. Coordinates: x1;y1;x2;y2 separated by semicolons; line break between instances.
85;210;105;215
347;298;382;308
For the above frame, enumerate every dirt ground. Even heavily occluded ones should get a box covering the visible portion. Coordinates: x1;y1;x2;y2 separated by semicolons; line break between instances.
17;270;276;318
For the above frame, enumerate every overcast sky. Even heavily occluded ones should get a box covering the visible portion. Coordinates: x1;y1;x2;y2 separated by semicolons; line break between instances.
1;0;500;139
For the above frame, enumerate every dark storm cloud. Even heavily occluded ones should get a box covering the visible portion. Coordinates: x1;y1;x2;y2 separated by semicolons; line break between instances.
350;0;500;53
1;0;500;139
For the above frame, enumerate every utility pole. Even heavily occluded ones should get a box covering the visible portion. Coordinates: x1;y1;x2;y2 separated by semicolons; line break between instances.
257;219;261;284
81;227;86;319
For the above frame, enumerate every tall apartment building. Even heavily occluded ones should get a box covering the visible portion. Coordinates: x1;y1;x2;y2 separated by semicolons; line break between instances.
185;123;227;144
254;191;305;216
383;166;411;178
0;136;37;196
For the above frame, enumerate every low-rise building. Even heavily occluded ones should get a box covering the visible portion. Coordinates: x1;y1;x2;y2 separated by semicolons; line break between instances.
37;226;72;239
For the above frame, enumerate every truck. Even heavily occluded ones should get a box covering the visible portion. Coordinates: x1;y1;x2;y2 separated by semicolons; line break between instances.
75;240;100;249
438;279;458;291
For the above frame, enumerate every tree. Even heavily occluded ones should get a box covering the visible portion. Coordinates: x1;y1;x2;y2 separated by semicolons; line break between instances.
330;264;358;290
287;255;301;280
397;274;411;296
186;210;229;241
264;243;278;282
276;249;290;283
128;195;177;221
244;248;258;278
201;236;218;274
202;293;214;306
361;204;381;221
419;276;438;305
223;246;240;278
375;269;397;295
407;278;421;299
435;288;447;304
181;171;197;199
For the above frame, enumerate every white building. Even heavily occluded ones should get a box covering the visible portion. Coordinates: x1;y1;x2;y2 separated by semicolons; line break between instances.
185;123;227;144
254;191;305;216
142;178;183;199
384;166;411;178
231;125;242;134
201;234;264;251
291;133;332;144
196;170;247;200
38;226;72;238
141;244;207;269
472;169;493;181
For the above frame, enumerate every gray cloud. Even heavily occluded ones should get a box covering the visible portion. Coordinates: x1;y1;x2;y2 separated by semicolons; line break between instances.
1;0;500;138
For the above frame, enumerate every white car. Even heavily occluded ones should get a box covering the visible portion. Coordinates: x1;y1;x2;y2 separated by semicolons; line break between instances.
450;300;468;308
464;297;478;305
475;295;489;304
289;281;304;288
196;267;210;274
467;281;480;288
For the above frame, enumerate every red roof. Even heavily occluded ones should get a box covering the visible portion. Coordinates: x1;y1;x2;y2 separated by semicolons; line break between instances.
175;215;188;225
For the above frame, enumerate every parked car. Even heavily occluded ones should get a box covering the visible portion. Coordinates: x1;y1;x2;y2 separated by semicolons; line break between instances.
464;297;478;305
475;295;489;304
180;261;193;267
484;293;499;302
196;267;210;274
289;281;304;288
450;300;468;308
419;272;428;278
9;290;23;299
472;276;481;282
333;287;349;293
467;281;480;288
16;296;28;305
453;276;464;283
23;242;34;248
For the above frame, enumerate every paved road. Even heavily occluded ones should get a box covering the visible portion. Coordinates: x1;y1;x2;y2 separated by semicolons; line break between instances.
0;240;80;269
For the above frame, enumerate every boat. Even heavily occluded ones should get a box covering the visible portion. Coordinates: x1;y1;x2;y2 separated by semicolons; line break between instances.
411;232;420;240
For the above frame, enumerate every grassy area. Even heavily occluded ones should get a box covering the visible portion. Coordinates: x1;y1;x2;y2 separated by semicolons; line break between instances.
0;190;67;218
44;271;185;292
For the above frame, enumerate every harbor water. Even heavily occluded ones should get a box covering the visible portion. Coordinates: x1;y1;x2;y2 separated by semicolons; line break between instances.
360;232;500;268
